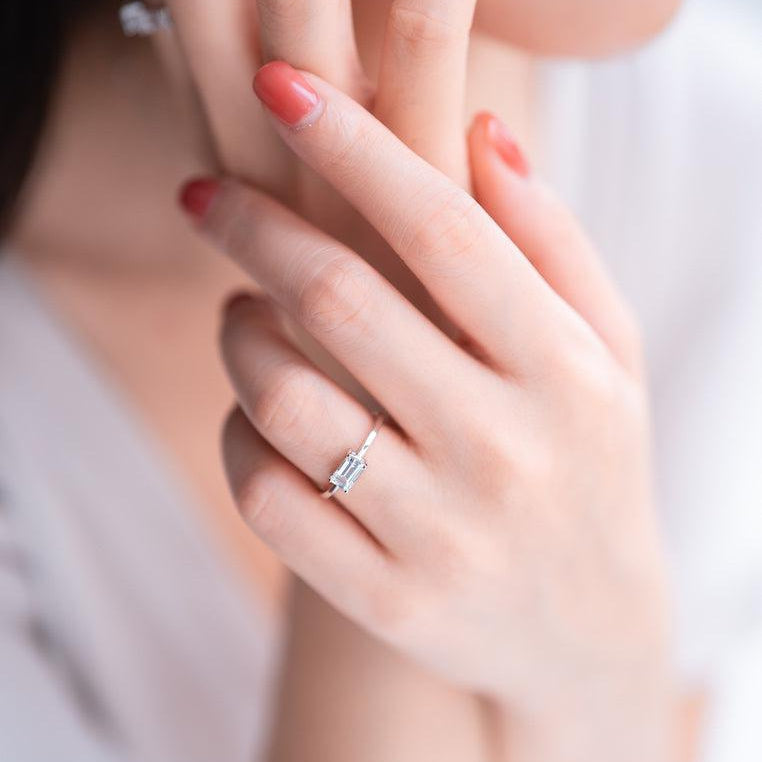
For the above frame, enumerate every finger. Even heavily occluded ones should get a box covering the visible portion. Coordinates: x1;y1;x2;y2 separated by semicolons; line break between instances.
468;112;644;375
256;2;370;244
252;63;569;372
148;14;219;170
257;0;367;100
180;176;487;439
220;294;426;548
166;0;290;193
222;407;390;622
374;0;477;184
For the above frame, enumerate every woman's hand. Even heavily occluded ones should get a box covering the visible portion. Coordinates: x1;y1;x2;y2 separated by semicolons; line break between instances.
179;62;673;759
163;0;474;199
166;0;479;361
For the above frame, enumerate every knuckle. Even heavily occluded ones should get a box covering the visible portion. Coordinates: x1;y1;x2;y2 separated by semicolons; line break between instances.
296;254;377;342
470;435;520;504
251;365;316;447
407;188;487;277
539;316;608;385
424;526;474;587
388;2;465;48
571;351;621;408
456;409;558;511
448;410;520;505
364;577;417;635
549;336;626;417
476;436;550;513
513;445;555;499
316;113;379;181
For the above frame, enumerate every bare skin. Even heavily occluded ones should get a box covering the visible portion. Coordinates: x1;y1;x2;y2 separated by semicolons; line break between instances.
8;7;533;758
9;2;536;610
8;1;695;760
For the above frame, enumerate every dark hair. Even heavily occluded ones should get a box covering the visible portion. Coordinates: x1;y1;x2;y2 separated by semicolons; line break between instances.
0;1;99;234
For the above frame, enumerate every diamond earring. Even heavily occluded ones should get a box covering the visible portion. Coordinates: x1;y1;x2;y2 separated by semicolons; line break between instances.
119;1;173;37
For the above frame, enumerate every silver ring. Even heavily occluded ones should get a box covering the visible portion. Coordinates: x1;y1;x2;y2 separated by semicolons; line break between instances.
120;2;173;37
322;412;386;499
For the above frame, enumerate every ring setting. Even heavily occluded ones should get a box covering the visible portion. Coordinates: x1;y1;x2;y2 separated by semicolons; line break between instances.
322;413;386;499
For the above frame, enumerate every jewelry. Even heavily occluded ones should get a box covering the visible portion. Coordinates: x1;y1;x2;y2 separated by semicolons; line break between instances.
119;2;173;37
322;413;386;499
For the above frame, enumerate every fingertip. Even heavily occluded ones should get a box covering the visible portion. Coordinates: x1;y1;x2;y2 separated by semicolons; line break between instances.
253;60;325;129
178;177;222;222
469;110;493;138
468;111;531;179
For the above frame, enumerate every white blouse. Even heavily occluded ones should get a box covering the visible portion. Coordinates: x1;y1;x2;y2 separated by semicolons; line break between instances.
1;1;760;759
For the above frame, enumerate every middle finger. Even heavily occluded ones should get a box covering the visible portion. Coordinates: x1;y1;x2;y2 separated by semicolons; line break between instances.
181;176;490;440
257;0;366;99
251;64;567;373
375;0;477;185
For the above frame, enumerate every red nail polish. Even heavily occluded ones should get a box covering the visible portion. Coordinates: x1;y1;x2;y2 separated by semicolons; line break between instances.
477;112;531;178
179;178;220;221
253;61;322;128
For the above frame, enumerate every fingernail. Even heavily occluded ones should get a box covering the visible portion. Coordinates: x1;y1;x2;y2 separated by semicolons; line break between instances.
477;112;531;178
253;61;323;129
179;178;221;222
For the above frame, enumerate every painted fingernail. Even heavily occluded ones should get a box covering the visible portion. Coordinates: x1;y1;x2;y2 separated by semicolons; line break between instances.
253;61;323;129
477;112;531;178
179;177;221;222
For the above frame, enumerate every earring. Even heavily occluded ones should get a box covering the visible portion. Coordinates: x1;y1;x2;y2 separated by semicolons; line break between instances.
119;1;173;37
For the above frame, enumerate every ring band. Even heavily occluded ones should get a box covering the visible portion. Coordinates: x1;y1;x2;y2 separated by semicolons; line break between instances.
120;2;173;37
322;412;386;499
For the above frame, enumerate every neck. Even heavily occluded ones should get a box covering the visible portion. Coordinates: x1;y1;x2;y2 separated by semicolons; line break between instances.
9;10;228;286
9;6;535;288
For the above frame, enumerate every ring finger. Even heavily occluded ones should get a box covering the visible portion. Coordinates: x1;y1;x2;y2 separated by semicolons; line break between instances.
221;293;428;549
222;407;392;620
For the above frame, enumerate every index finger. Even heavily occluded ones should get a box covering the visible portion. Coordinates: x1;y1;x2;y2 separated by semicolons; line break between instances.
257;0;367;100
253;62;566;370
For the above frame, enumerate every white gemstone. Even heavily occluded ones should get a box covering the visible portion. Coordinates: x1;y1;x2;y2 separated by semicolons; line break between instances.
329;451;367;493
119;2;172;36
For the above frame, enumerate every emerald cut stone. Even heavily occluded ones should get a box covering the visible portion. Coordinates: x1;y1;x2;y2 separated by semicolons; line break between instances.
329;451;367;493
